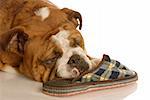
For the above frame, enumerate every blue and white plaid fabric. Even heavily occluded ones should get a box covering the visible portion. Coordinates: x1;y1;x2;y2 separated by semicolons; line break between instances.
81;55;135;82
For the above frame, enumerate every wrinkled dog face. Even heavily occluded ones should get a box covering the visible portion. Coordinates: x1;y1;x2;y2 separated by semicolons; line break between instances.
13;1;92;81
21;28;92;81
51;29;92;78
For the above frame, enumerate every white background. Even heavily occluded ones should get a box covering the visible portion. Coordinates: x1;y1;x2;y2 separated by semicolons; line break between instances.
0;0;150;100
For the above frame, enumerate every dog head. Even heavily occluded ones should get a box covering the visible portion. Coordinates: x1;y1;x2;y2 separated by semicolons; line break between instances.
16;1;92;82
19;26;94;82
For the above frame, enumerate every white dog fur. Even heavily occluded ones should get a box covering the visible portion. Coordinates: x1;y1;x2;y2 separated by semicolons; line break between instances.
34;7;50;21
51;29;93;78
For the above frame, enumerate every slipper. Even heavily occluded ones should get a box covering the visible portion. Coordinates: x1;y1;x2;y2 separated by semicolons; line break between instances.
42;54;138;97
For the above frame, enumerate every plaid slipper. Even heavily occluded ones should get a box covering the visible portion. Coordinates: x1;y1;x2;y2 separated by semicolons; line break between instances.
42;54;138;97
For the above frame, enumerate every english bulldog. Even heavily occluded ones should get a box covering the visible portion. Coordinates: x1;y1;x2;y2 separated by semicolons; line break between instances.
0;0;100;82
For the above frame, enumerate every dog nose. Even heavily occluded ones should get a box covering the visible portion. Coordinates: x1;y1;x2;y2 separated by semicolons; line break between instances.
71;67;80;77
67;54;89;73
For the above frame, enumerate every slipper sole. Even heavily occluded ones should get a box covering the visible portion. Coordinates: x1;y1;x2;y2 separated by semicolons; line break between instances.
42;73;138;97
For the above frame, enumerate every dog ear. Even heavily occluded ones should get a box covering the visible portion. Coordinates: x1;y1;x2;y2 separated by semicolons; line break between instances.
61;8;82;30
0;29;28;54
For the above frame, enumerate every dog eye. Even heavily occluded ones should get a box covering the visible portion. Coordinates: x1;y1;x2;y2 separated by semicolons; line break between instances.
41;57;57;65
44;59;52;65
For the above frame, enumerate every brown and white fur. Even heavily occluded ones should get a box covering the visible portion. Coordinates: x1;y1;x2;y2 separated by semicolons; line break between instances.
0;0;100;82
